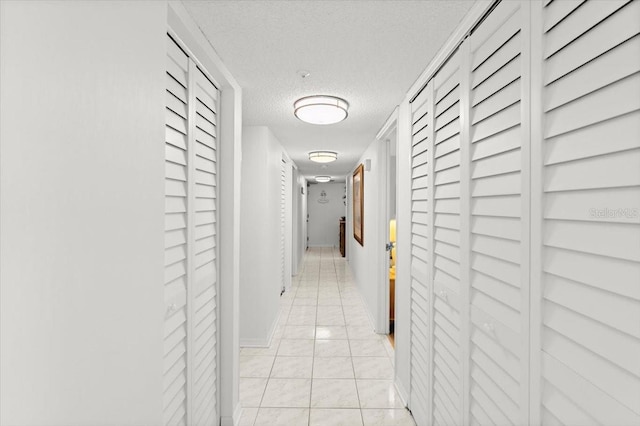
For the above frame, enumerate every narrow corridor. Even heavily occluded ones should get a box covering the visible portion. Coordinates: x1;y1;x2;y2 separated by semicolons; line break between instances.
238;248;416;426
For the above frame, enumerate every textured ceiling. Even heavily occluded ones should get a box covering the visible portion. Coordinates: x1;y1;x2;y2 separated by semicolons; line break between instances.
183;0;475;180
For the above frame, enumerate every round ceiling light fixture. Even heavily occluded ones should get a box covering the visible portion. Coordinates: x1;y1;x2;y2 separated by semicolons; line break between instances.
308;151;338;163
294;95;349;125
315;176;331;183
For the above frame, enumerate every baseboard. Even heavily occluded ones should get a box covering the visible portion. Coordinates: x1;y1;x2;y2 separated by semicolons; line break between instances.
239;309;280;348
220;402;242;426
395;376;410;407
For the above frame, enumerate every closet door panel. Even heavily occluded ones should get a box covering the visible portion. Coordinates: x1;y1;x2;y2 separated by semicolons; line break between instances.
164;35;190;426
192;67;219;426
408;79;435;426
468;1;529;425
432;47;464;426
538;1;640;424
164;35;219;426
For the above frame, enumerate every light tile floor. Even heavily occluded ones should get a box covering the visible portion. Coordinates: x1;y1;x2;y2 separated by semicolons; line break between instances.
239;247;416;426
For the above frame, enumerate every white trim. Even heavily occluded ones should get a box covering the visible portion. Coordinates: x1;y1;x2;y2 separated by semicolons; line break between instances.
394;377;410;408
376;138;390;334
424;78;436;424
167;2;242;425
458;37;472;426
185;56;198;426
376;106;399;140
394;99;413;411
375;107;399;336
520;2;533;424
529;1;544;424
239;309;281;348
404;0;494;104
220;403;243;426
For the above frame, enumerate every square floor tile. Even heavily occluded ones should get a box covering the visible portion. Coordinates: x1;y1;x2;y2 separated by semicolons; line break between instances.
352;357;393;379
240;355;275;378
290;306;317;316
318;291;341;299
261;378;312;408
316;308;345;326
316;326;348;340
239;407;259;426
284;325;316;339
278;339;315;357
356;380;403;409
313;357;354;379
296;288;319;296
287;313;317;326
314;339;351;357
347;326;381;340
240;377;267;407
254;408;310;426
309;408;363;425
294;297;318;306
317;297;342;306
350;340;388;357
271;356;313;379
311;379;360;408
361;409;416;425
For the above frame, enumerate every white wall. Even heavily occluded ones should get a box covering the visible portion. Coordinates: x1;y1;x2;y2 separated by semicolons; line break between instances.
307;183;346;248
0;1;166;424
393;101;413;404
292;169;306;275
347;141;386;332
284;160;293;290
302;179;309;252
240;126;290;346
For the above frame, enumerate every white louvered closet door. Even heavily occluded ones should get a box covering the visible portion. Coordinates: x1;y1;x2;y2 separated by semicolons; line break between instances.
191;67;219;426
164;34;219;426
534;0;640;424
165;36;190;426
467;1;530;425
431;47;465;426
408;79;434;426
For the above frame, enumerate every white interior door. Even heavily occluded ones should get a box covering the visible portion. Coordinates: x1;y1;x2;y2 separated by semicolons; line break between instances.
533;1;640;424
164;34;220;426
467;1;530;424
407;76;434;426
431;46;465;426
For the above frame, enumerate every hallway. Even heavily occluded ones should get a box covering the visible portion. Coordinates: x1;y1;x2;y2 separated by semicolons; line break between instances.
238;248;415;426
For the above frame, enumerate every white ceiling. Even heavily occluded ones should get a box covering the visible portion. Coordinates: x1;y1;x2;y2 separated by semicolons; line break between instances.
183;0;476;181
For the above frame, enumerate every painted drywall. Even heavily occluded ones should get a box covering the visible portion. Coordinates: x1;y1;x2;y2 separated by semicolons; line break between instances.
292;169;306;275
0;1;166;424
347;141;386;332
307;183;346;248
393;101;413;404
283;158;293;291
240;126;292;346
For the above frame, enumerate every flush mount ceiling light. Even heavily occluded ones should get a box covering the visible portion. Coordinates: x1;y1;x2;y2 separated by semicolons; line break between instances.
294;95;349;125
315;176;331;183
309;151;338;163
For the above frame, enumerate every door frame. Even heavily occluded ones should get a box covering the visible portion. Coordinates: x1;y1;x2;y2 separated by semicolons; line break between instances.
375;108;399;335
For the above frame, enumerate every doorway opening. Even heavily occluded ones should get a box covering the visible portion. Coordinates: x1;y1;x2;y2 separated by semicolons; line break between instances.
387;133;398;347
